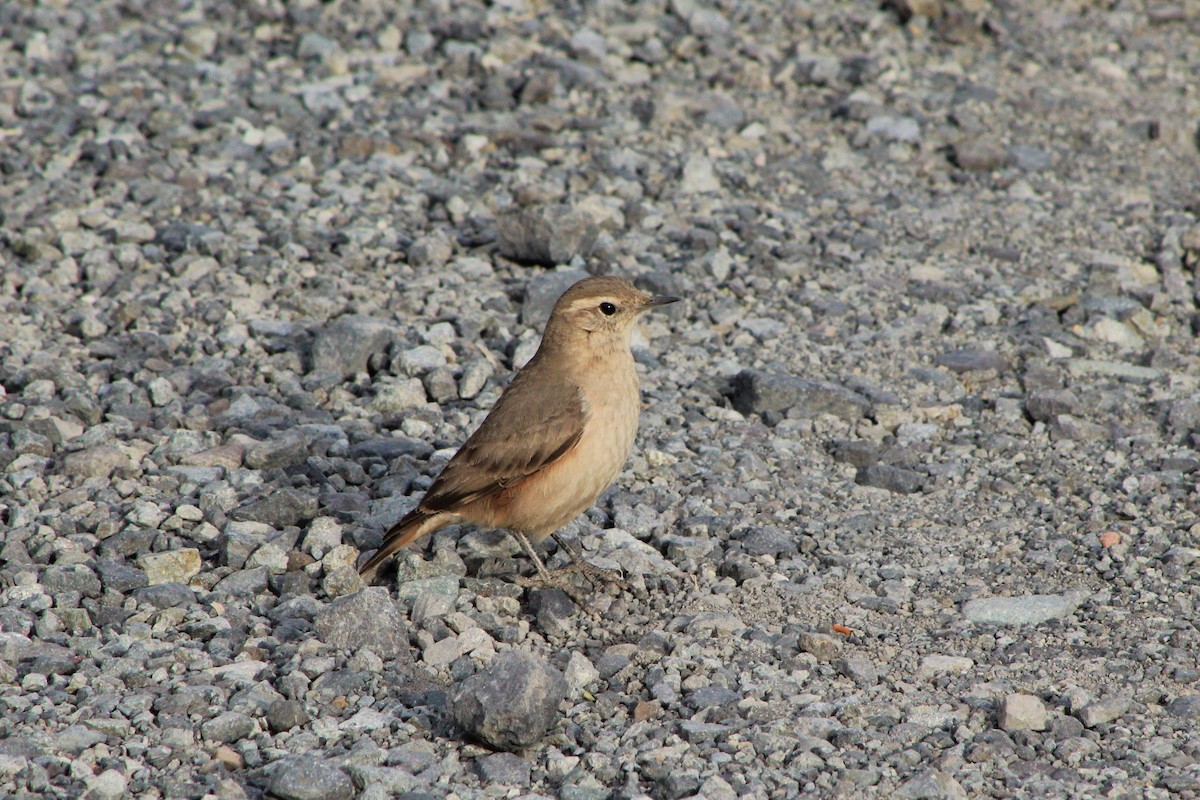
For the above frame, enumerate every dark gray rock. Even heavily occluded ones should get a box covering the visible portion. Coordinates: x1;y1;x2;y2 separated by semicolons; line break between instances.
857;464;923;494
245;430;311;470
267;699;310;732
449;651;568;751
520;269;591;327
228;488;318;528
310;316;397;380
498;206;598;267
1167;695;1200;720
1025;389;1081;422
474;752;531;786
314;587;413;661
41;564;101;596
212;566;270;596
933;349;1008;373
267;756;354;800
730;370;871;420
131;582;196;609
837;656;879;686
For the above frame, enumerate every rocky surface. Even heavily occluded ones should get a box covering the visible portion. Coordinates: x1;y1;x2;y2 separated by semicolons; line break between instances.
2;0;1200;799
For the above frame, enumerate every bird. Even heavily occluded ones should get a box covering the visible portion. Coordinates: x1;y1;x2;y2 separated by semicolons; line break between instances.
358;275;680;585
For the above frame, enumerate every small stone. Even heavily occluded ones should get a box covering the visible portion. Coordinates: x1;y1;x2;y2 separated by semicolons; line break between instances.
371;377;428;413
422;635;464;667
310;316;396;380
497;206;598;267
314;587;413;661
730;370;871;420
797;632;842;661
268;699;310;733
1167;695;1200;720
952;138;1011;172
138;549;201;585
918;655;974;678
475;752;531;786
407;233;453;268
963;594;1079;625
86;769;128;800
1077;697;1131;727
856;464;923;494
458;360;492;400
564;651;600;690
1025;389;1081;422
62;445;132;479
246;431;310;470
1050;414;1109;443
680;153;721;194
202;711;257;743
228;488;318;529
999;694;1047;731
132;582;196;609
267;756;354;800
449;651;569;751
934;349;1008;373
837;656;879;686
866;115;921;144
899;769;967;799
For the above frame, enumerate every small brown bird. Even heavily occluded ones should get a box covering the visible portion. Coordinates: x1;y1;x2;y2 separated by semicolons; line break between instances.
359;276;679;582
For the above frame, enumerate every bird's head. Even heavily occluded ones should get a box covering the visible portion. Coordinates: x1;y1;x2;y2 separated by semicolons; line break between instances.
543;276;679;350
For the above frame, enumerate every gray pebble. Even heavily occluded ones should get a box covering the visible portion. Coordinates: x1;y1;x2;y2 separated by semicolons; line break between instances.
311;317;397;380
267;756;354;800
474;752;531;786
730;369;872;420
449;651;568;751
962;594;1079;626
498;207;598;267
314;587;413;661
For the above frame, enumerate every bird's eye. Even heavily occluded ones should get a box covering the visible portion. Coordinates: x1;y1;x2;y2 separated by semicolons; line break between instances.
599;302;617;316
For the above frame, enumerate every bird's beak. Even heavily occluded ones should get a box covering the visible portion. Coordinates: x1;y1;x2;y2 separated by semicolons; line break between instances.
642;295;680;309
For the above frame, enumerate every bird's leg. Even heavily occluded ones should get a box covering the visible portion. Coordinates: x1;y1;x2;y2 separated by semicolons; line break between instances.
509;530;553;581
549;532;626;590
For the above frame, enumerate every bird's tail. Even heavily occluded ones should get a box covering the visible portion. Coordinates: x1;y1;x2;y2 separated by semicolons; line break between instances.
358;508;448;581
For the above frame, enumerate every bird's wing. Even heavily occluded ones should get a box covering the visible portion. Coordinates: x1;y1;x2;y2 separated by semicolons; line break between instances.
420;368;587;511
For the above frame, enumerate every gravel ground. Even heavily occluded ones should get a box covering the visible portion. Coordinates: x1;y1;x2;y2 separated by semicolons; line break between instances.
3;1;1200;798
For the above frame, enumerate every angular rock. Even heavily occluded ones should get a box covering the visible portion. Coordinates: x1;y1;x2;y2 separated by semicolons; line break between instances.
314;587;413;661
498;206;598;267
999;694;1047;731
1166;695;1200;720
1025;389;1081;422
228;488;318;528
138;549;201;585
962;594;1079;626
730;370;871;420
1077;697;1130;728
449;651;568;751
899;769;967;799
934;348;1008;374
62;445;131;479
856;464;923;494
267;756;354;800
310;316;396;380
475;752;531;786
268;699;311;733
131;582;196;609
